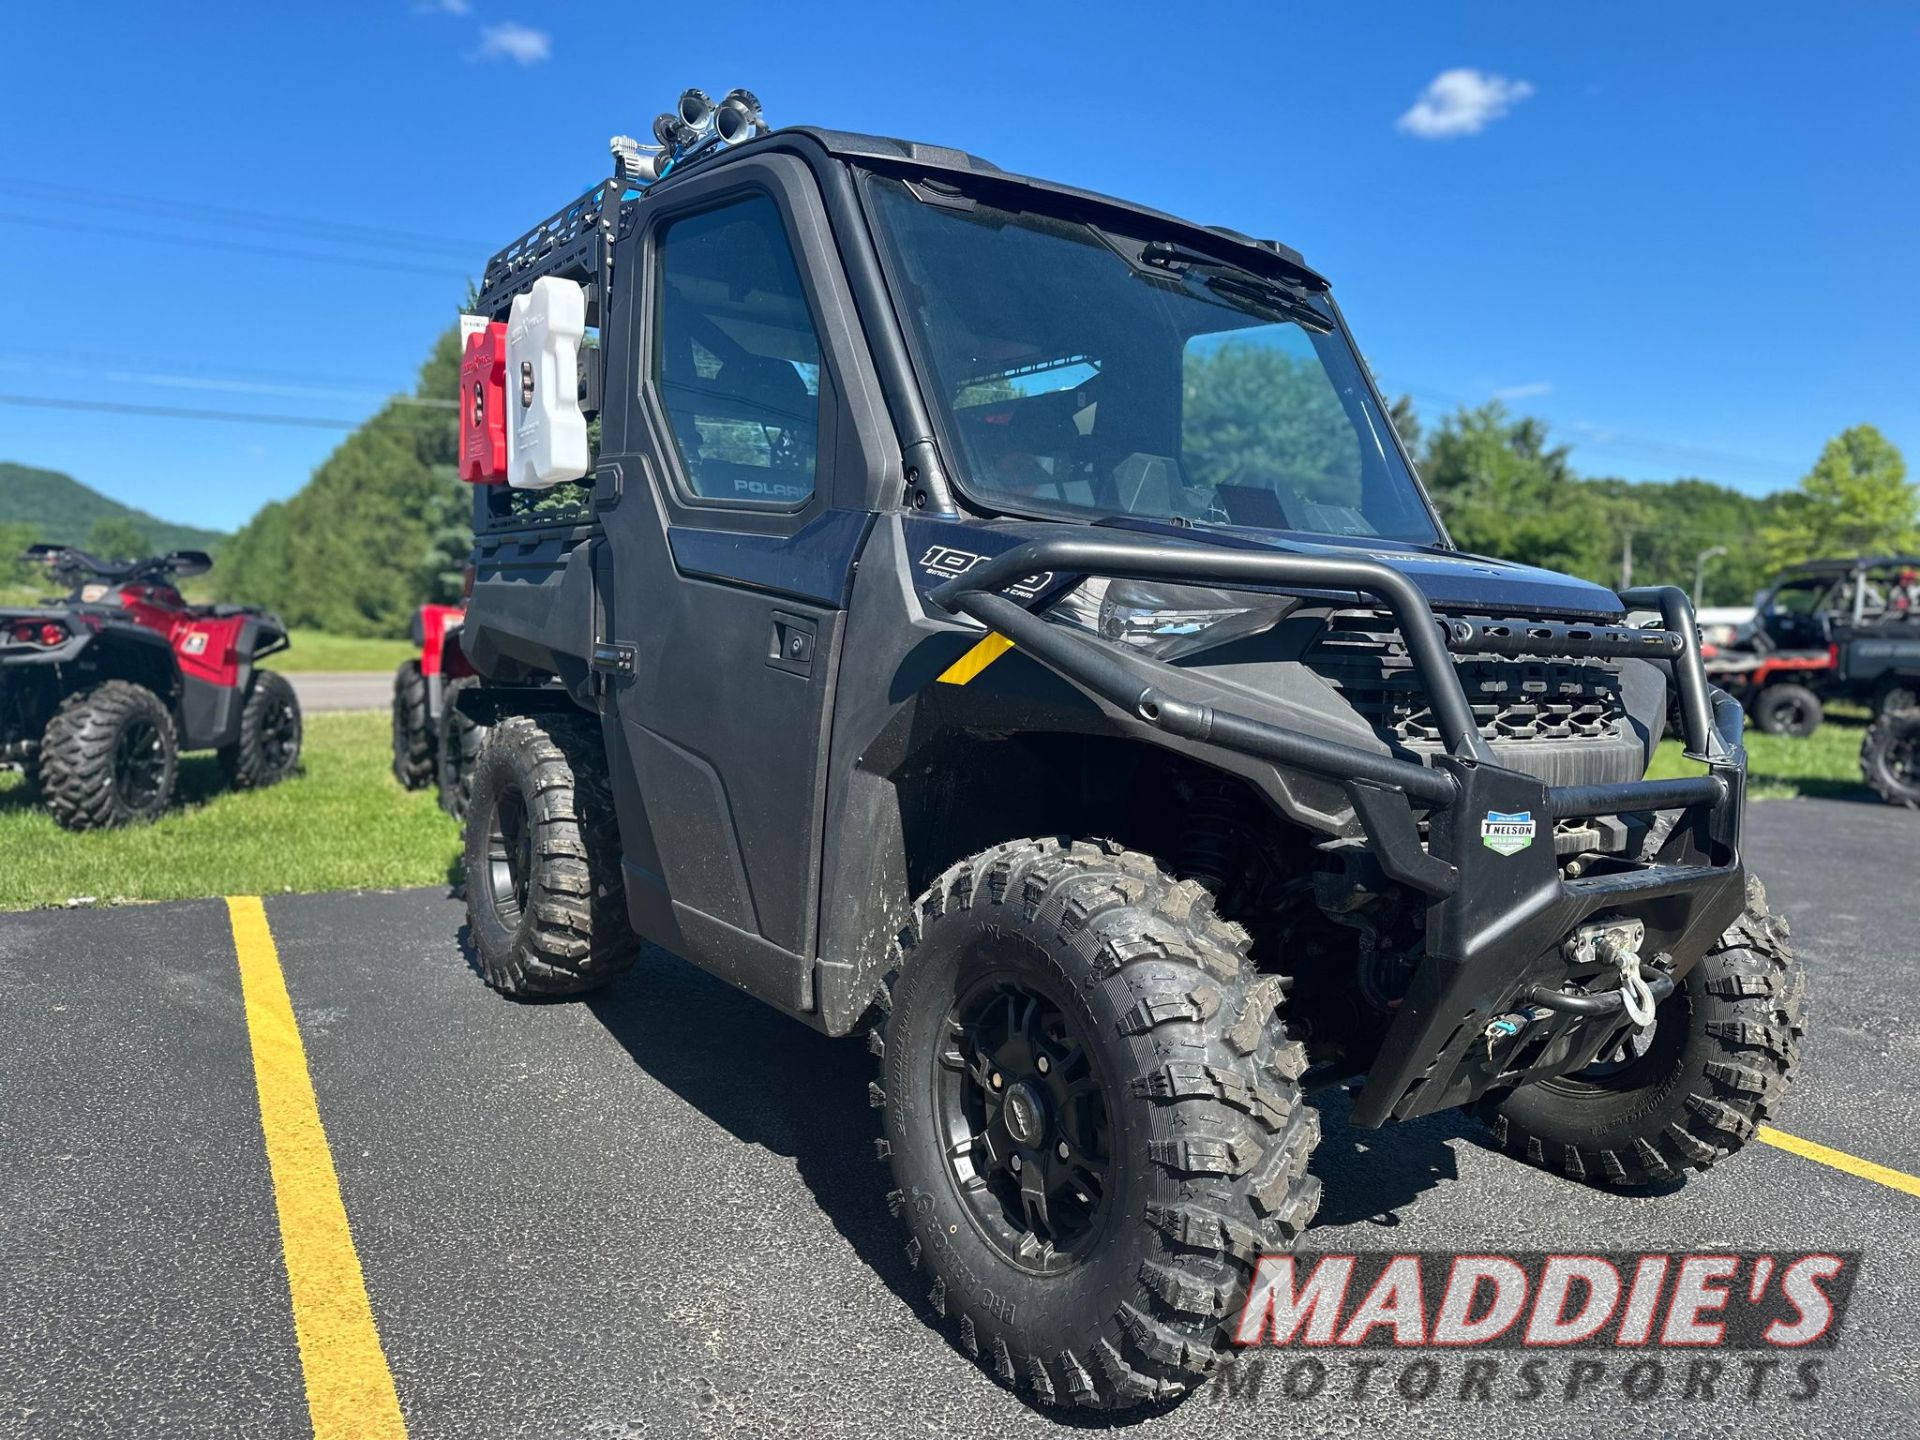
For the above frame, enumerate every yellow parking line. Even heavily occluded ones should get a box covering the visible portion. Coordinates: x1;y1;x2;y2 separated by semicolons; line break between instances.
1758;1124;1920;1200
227;896;407;1440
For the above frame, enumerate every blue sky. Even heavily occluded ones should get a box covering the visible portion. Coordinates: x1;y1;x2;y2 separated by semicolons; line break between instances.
2;2;1915;532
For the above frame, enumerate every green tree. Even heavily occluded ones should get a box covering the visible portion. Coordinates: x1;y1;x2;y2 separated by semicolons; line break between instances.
1418;402;1610;576
1764;425;1916;565
217;323;466;634
1387;393;1422;457
88;514;150;560
1182;342;1361;505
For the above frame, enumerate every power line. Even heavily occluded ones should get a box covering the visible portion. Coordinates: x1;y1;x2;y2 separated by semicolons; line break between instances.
0;213;466;279
0;176;490;258
0;394;361;429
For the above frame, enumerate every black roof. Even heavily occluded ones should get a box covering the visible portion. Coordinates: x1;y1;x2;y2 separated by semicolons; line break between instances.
1778;555;1920;577
775;127;1327;291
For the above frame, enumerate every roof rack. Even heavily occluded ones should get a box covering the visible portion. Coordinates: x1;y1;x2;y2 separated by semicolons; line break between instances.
474;178;637;322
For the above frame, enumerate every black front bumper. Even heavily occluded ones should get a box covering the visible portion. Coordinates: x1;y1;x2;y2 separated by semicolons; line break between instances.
930;541;1749;1128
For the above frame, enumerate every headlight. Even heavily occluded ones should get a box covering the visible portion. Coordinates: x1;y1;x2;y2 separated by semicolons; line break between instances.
1047;578;1295;659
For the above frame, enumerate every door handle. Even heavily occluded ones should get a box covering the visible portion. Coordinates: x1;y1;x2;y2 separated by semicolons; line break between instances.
769;612;816;677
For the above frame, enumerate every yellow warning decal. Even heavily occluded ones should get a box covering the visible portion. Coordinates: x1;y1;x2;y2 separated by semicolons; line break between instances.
936;632;1015;685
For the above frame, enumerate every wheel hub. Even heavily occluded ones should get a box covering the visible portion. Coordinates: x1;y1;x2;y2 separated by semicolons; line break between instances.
935;976;1113;1273
1001;1079;1047;1147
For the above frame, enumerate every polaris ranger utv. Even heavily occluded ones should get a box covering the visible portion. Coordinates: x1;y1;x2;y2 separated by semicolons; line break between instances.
1;544;301;828
452;96;1804;1410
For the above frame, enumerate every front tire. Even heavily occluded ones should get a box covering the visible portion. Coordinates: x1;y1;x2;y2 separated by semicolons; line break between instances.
1861;708;1920;808
1481;876;1803;1187
220;670;303;790
39;680;179;830
874;838;1318;1410
464;712;638;997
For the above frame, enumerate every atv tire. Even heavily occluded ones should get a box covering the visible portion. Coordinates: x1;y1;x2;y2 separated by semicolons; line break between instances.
464;712;638;997
1751;682;1823;738
873;838;1318;1410
39;680;179;830
1861;708;1920;808
436;677;486;822
1481;876;1802;1188
391;660;434;789
1871;676;1920;719
220;670;302;790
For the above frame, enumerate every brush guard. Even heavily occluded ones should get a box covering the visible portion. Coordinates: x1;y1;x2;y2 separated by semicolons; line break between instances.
929;536;1748;1127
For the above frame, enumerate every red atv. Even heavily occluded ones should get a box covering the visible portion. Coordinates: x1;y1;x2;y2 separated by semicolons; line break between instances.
391;602;487;819
1;544;302;829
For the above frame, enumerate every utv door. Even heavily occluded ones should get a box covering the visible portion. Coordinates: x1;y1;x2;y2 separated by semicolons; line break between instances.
594;153;892;1018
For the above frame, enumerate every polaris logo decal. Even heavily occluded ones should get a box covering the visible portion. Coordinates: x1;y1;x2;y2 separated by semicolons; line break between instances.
1481;810;1535;856
181;631;209;656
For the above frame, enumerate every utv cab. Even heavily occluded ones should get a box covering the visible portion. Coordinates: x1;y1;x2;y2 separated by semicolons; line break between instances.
445;96;1804;1412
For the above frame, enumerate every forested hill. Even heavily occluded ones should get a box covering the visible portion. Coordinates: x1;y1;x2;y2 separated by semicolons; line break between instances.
0;462;227;554
213;325;467;637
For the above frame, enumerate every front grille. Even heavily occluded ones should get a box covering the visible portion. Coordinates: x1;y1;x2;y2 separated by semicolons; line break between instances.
1308;612;1625;748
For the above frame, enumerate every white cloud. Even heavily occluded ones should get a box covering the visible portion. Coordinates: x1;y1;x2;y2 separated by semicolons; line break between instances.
475;22;550;65
1493;380;1552;401
1397;69;1534;139
416;0;470;13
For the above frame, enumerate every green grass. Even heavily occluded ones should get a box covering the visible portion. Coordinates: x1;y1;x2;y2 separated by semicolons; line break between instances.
0;712;460;911
1648;710;1872;800
265;629;417;673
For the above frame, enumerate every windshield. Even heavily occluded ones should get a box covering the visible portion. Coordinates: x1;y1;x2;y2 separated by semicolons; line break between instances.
864;176;1442;545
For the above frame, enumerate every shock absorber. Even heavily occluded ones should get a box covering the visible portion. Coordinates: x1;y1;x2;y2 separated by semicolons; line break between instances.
1176;774;1242;894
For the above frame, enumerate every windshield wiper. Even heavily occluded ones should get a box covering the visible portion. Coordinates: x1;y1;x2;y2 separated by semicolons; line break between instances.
1133;241;1333;333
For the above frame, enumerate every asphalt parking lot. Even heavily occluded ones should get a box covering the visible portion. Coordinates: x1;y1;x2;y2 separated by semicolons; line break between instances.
3;797;1916;1439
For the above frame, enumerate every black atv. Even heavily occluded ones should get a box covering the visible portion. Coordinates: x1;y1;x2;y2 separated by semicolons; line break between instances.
1;544;302;829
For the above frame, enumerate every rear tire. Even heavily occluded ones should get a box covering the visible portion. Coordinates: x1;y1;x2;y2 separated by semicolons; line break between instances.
220;670;303;790
39;680;179;830
1480;876;1803;1187
391;660;433;789
1861;708;1920;808
436;677;486;822
1752;682;1822;738
463;712;638;997
874;838;1318;1410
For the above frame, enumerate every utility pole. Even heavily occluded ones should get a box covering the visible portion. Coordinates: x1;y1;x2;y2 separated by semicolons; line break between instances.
1693;544;1728;603
1619;527;1634;592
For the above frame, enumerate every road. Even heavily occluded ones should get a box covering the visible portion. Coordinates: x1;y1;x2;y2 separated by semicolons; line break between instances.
285;671;389;713
1;797;1915;1439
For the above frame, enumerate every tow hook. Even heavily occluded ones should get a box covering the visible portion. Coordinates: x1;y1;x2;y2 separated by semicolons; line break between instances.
1523;918;1666;1028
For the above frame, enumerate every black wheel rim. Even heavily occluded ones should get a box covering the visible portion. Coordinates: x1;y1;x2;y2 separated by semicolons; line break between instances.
1889;734;1920;788
1548;986;1688;1092
260;697;298;771
485;787;533;924
935;974;1113;1274
114;717;167;808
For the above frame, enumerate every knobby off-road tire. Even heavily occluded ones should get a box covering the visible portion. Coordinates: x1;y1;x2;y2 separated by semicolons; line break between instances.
391;660;433;789
436;676;486;822
1871;675;1920;719
464;712;638;998
220;670;302;790
1860;707;1920;808
873;838;1319;1410
1752;682;1823;738
38;680;179;830
1481;876;1803;1187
